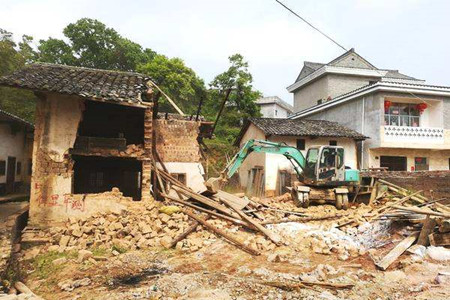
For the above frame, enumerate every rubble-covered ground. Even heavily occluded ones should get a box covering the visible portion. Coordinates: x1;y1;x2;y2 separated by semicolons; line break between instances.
5;196;450;300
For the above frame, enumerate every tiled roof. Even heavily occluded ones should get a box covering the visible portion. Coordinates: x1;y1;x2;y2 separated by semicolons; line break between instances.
296;61;324;81
0;63;152;106
0;109;34;128
383;70;419;81
235;117;367;145
293;49;420;84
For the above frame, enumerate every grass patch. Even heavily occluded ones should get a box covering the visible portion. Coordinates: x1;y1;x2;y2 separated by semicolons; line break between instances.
31;251;76;279
111;244;127;254
91;247;108;257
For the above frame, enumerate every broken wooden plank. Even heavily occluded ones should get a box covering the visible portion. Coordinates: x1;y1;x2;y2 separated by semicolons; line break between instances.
428;232;450;247
162;193;252;228
220;197;282;246
261;214;343;225
260;279;354;291
210;190;250;211
375;232;419;271
392;205;450;218
368;183;378;207
417;216;437;246
168;215;210;249
367;190;423;222
171;185;240;218
183;209;260;256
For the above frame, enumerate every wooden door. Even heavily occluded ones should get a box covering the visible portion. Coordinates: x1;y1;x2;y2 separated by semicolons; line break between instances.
6;156;16;194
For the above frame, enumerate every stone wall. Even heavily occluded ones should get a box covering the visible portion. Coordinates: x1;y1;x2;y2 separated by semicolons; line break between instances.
155;119;201;163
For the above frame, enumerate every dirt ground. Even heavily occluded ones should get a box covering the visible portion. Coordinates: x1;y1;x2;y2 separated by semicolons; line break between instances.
10;198;449;300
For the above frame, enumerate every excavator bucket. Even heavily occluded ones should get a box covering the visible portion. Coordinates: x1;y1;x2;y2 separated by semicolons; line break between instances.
205;176;226;194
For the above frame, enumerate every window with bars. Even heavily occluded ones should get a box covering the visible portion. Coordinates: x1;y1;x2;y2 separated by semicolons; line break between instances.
384;103;420;127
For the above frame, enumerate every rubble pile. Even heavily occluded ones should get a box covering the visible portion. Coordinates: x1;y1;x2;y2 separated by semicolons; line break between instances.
39;201;277;254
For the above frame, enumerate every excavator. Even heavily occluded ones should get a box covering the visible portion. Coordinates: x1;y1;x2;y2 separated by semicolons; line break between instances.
206;139;360;210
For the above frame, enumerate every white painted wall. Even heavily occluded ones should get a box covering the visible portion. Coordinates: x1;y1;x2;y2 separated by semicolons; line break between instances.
158;162;207;193
258;103;291;118
0;116;28;185
238;124;266;186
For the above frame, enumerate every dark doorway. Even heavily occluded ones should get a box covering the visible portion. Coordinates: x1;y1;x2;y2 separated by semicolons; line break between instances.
6;156;16;194
73;156;142;200
380;156;407;171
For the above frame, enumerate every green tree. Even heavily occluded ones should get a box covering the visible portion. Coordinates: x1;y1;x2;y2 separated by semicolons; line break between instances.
206;54;261;142
138;54;206;114
38;18;156;71
0;29;36;122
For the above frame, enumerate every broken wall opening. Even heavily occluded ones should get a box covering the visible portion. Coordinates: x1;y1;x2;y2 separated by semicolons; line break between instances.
77;101;145;146
73;155;142;200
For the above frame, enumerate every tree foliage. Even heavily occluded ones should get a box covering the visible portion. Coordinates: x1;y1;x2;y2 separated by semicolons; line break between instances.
138;54;206;114
0;20;262;146
38;18;156;71
0;29;36;122
206;54;261;142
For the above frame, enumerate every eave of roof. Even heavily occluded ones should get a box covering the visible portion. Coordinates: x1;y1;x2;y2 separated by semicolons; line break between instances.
289;81;450;119
234;117;367;146
287;66;388;93
0;63;153;108
0;109;34;128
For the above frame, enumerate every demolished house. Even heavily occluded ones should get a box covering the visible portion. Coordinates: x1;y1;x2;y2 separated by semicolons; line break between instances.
0;63;211;224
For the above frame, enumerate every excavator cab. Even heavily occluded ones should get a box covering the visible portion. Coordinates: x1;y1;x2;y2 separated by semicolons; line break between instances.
304;146;346;185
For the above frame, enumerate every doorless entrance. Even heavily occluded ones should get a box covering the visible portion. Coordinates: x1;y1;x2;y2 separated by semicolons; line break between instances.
380;156;407;171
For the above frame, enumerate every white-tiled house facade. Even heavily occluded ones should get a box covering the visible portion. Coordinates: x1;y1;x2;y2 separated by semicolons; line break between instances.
288;49;450;171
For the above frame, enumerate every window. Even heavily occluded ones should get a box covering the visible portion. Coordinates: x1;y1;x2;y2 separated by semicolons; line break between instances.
0;161;5;176
415;157;429;171
89;172;104;188
296;139;305;150
384;103;420;127
275;110;278;116
16;162;21;175
170;173;187;185
329;140;337;146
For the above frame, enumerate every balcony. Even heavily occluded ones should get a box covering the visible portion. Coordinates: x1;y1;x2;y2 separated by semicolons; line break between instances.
383;125;444;144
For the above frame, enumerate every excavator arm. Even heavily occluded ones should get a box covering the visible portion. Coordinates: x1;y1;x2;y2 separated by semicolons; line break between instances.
224;139;307;179
206;139;307;193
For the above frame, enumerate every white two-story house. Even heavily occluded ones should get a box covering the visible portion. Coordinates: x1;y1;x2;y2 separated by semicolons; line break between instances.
256;96;294;118
288;49;450;171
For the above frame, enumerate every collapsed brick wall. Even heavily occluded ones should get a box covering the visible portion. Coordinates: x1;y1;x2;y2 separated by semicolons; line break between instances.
362;170;450;199
155;119;201;162
141;107;153;201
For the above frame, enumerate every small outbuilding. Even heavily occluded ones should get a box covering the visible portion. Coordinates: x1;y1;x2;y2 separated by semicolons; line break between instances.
235;117;367;197
0;109;33;196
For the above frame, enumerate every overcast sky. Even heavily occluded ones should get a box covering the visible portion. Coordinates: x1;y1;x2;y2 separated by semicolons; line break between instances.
1;0;449;104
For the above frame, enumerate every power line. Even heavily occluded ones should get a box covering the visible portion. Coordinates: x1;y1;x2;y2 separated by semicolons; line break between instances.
275;0;430;104
275;0;347;51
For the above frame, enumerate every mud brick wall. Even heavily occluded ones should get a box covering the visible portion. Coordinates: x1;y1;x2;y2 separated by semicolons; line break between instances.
155;119;201;163
363;170;450;199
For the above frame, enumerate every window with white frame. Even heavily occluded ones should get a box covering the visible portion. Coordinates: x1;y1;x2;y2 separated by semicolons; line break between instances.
384;103;420;127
